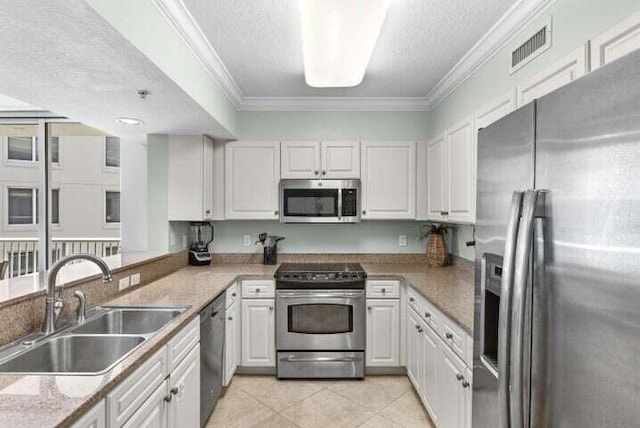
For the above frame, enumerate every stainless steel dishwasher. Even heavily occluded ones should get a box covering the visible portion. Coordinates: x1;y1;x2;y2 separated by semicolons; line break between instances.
200;293;225;427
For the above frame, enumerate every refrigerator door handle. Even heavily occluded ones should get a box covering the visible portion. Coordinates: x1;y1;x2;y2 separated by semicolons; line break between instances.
498;191;524;428
510;189;540;428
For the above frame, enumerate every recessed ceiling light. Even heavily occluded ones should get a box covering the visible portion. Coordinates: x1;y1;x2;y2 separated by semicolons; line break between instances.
301;0;392;88
115;117;143;125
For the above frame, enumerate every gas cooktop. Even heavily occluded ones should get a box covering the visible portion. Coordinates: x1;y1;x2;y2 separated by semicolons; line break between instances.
275;263;367;288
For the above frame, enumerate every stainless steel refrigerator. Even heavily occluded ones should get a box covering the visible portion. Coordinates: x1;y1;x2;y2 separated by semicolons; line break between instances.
473;48;640;428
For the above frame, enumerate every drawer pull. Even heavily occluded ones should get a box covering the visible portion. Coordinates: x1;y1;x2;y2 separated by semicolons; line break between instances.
409;297;414;303
269;306;274;311
164;394;173;403
231;292;237;297
446;332;454;340
424;312;431;318
228;316;233;321
368;306;372;310
255;288;261;293
456;373;464;381
462;380;470;388
381;288;386;293
417;327;424;333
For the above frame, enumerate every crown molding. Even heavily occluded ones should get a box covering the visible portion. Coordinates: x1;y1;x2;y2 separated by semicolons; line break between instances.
151;0;244;108
240;97;429;112
152;0;554;112
424;0;556;109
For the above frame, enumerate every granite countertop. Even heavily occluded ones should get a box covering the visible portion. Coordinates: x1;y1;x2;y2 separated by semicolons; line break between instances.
0;261;472;428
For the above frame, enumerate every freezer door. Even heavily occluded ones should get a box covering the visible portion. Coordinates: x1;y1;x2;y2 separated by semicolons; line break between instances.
473;103;535;428
533;48;640;427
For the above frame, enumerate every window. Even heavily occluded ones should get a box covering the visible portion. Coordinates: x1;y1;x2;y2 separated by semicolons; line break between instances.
105;191;120;223
7;187;59;225
7;136;36;161
51;136;59;164
105;136;120;168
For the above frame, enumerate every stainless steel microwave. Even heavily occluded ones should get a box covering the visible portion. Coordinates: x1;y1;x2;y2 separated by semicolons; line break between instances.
279;179;360;223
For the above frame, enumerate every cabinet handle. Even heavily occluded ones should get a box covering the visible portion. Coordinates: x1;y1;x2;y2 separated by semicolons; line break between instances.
424;312;431;318
228;316;233;321
322;170;327;175
269;306;274;311
255;288;261;293
462;380;470;388
415;324;420;330
314;170;319;175
442;211;449;216
409;297;414;302
171;387;179;395
417;327;424;333
446;332;453;340
274;210;279;215
232;292;236;297
164;394;173;403
381;288;386;293
362;210;367;215
456;374;464;381
205;209;211;214
367;306;372;310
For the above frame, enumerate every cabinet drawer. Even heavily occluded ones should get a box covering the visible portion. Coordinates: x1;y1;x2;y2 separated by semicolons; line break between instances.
440;316;466;361
366;280;400;298
226;282;239;309
420;299;440;333
107;347;167;427
407;287;422;314
242;279;275;298
167;317;200;373
72;399;105;428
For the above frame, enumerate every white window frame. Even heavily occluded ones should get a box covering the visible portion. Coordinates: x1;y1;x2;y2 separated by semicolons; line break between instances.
4;184;38;231
2;135;61;168
103;187;121;229
50;187;62;229
103;136;120;173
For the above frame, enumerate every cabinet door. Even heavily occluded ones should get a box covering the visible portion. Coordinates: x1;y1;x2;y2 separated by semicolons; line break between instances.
225;141;280;219
361;141;416;219
168;136;204;221
465;367;473;428
202;136;214;220
421;323;439;423
591;11;640;70
445;117;475;223
406;309;422;391
416;140;429;220
241;299;276;367
516;44;588;106
122;381;168;428
366;299;400;367
281;141;321;179
72;400;105;428
475;91;515;130
427;134;446;221
321;141;360;178
167;344;200;428
224;302;239;386
436;340;467;428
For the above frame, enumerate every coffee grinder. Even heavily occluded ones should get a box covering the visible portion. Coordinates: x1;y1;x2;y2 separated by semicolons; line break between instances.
188;222;214;266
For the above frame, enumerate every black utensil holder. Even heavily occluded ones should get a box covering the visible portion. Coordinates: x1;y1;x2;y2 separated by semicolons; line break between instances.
263;246;277;265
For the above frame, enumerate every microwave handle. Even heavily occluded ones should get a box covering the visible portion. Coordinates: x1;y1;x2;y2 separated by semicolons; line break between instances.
338;188;342;220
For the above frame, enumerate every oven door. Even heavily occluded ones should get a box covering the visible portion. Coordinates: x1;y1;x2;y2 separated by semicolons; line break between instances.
276;289;365;351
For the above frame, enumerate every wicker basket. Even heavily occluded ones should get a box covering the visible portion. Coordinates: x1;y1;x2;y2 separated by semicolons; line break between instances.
427;232;447;267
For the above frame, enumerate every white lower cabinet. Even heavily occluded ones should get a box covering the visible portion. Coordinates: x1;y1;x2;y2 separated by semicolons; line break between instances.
436;339;467;428
122;382;168;428
421;320;439;422
167;344;200;428
365;299;400;367
406;309;422;390
224;300;239;386
241;299;276;367
72;400;106;428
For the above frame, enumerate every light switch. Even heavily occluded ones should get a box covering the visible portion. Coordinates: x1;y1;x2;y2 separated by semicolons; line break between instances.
243;235;251;246
130;273;141;286
118;276;131;291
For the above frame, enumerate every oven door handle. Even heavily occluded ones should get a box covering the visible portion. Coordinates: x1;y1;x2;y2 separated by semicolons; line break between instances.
280;356;363;363
277;291;364;299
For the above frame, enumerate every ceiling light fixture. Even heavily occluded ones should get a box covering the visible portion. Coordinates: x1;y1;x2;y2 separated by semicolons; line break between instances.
300;0;392;88
115;117;143;126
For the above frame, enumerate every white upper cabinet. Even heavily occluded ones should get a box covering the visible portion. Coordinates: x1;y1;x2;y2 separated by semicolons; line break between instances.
281;141;321;179
516;44;589;106
321;141;360;178
445;117;475;223
591;10;640;70
168;135;216;221
281;141;360;179
474;91;516;130
225;141;280;219
416;141;429;220
427;134;446;221
361;141;416;219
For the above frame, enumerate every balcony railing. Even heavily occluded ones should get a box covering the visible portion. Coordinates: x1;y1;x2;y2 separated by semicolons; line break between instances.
0;238;121;279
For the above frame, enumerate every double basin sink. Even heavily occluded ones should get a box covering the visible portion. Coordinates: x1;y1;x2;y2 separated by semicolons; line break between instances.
0;305;189;375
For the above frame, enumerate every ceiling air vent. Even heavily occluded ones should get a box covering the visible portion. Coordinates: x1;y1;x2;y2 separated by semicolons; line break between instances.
510;17;552;74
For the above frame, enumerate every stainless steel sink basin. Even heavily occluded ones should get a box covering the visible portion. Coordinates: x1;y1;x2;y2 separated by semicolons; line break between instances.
71;306;187;335
0;335;145;374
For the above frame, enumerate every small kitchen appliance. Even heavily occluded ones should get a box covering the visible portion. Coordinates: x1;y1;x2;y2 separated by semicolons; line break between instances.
275;263;367;379
188;222;214;266
279;179;360;223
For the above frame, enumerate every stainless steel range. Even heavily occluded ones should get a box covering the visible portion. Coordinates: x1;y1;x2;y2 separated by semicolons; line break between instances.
275;263;366;379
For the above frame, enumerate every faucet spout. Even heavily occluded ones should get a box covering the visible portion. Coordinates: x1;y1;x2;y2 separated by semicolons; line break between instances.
43;254;114;334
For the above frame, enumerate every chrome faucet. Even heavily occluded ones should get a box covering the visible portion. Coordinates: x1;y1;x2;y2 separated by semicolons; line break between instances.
43;254;113;334
74;290;87;323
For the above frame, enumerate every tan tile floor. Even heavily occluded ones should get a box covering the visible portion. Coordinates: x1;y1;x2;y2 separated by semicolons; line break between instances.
206;375;435;428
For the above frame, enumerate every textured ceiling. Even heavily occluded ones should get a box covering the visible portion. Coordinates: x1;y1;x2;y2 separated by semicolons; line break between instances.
0;0;233;139
182;0;518;97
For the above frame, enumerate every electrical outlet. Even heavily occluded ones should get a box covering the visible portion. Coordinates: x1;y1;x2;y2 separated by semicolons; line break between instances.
399;235;407;247
182;235;188;248
130;273;141;286
118;276;131;291
243;235;251;246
